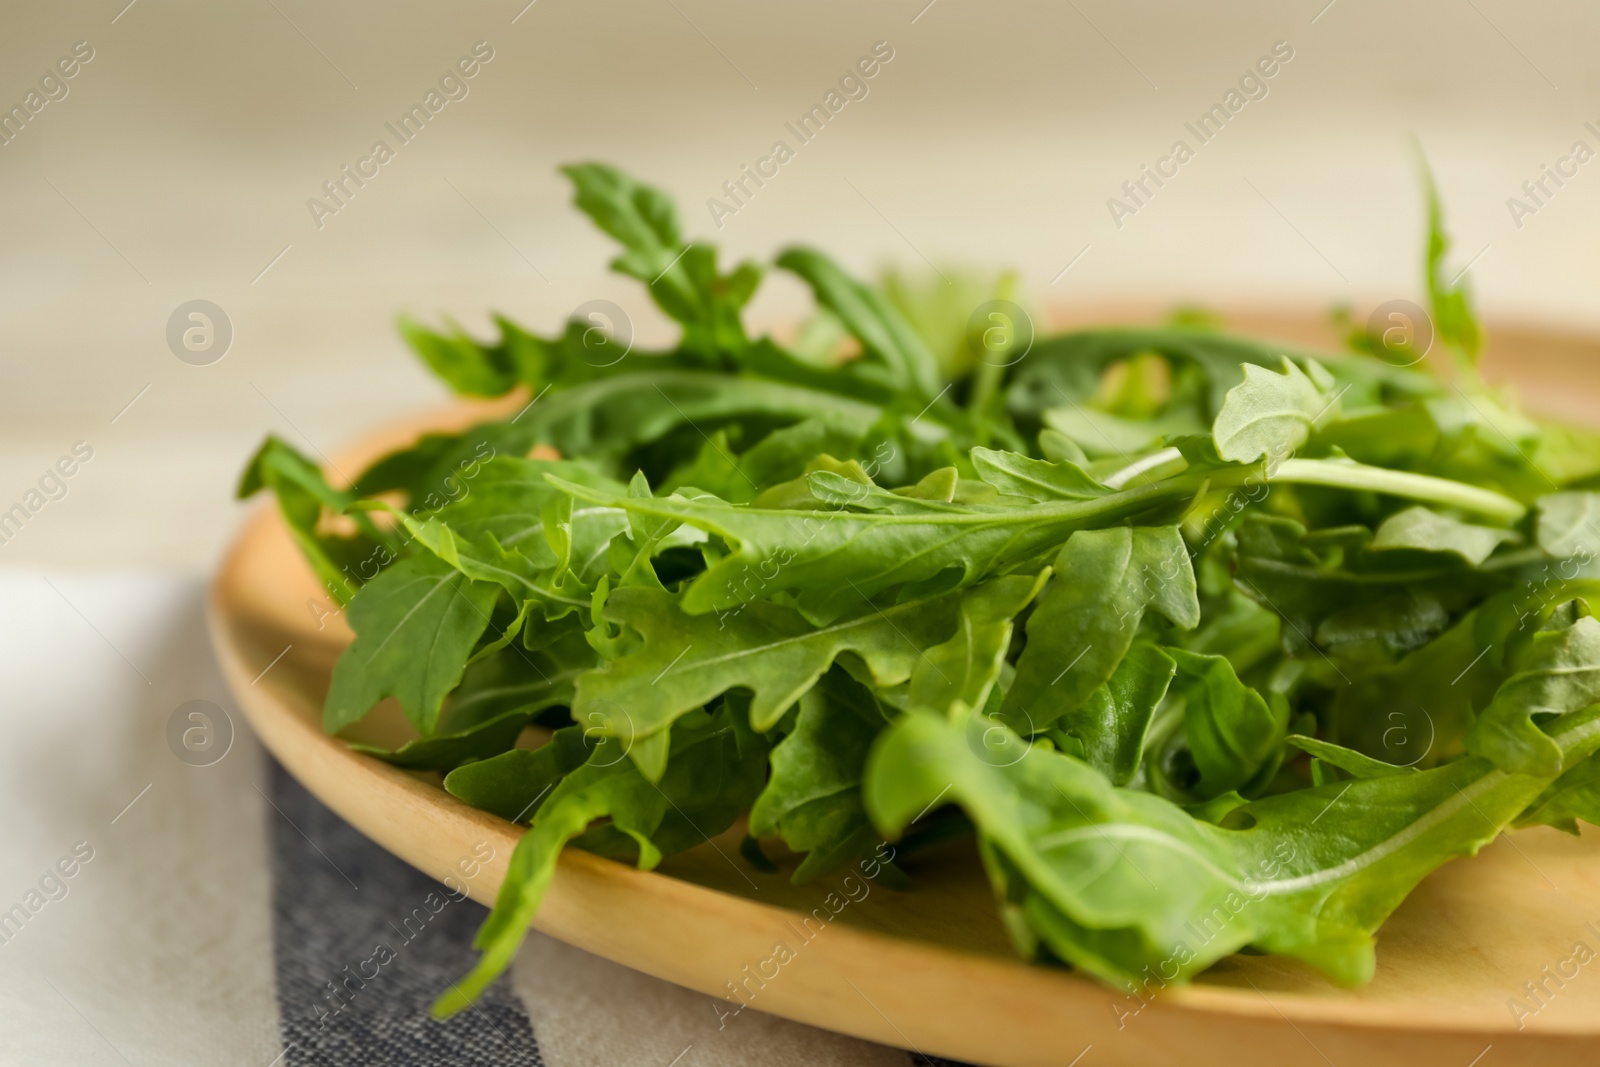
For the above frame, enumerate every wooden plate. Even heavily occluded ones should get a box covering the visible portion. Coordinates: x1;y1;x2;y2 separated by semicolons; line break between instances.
210;313;1600;1066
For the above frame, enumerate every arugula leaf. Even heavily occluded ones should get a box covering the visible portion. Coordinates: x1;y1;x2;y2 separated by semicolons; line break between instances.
1007;328;1283;428
394;513;590;621
441;725;595;822
435;702;767;1017
1325;590;1523;768
1515;750;1600;833
350;708;532;771
517;370;889;473
427;456;627;562
748;670;888;882
865;706;1600;989
1000;526;1198;735
1164;649;1287;799
442;629;590;731
1043;404;1202;460
1466;601;1600;777
563;162;759;360
777;247;943;403
1370;505;1518;566
909;572;1048;715
571;584;970;769
237;435;369;605
1536;491;1600;558
324;554;501;735
666;413;869;503
1212;357;1340;465
968;448;1110;502
549;468;1223;625
1319;393;1546;494
1285;735;1418;779
1054;642;1175;786
352;426;523;512
1232;514;1500;661
1421;156;1483;365
398;316;519;397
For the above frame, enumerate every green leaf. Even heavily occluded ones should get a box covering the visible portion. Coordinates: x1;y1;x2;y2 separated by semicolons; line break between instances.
609;470;685;590
739;337;898;406
1000;526;1198;734
1536;492;1600;559
910;572;1048;714
548;469;1219;626
515;370;889;472
394;513;590;619
864;707;1600;990
1166;648;1287;799
969;448;1110;502
1232;514;1500;662
1007;328;1295;428
352;430;491;502
1315;391;1548;493
1285;735;1417;779
323;554;501;735
562;162;758;358
398;317;518;397
237;435;369;605
442;630;590;732
1042;405;1201;460
1421;156;1483;365
442;726;596;822
665;415;870;504
1467;604;1600;777
1370;506;1517;566
1039;429;1088;465
1326;591;1522;769
571;584;970;766
436;703;768;1017
350;708;532;771
776;247;943;402
1212;357;1340;464
1057;643;1176;786
748;670;888;882
428;456;628;570
562;163;682;278
1179;583;1279;679
1515;750;1600;834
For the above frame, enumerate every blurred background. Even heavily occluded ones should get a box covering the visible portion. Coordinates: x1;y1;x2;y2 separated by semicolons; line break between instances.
3;0;1598;568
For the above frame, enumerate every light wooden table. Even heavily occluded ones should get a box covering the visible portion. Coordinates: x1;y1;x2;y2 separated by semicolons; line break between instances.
2;0;1599;570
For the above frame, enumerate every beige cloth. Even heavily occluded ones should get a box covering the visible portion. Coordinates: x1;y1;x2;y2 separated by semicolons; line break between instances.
0;569;907;1065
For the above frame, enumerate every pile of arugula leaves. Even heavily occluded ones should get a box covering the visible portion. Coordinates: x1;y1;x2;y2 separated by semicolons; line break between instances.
240;162;1600;1015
